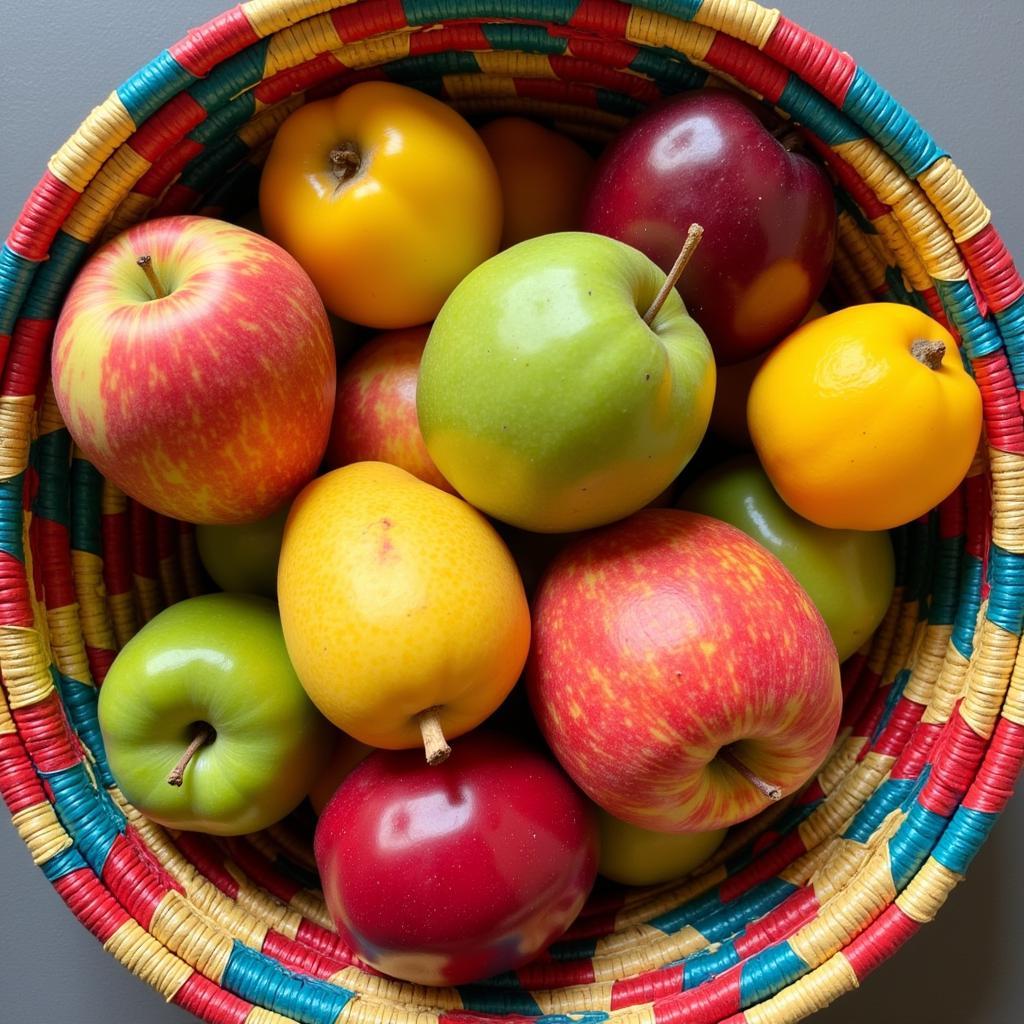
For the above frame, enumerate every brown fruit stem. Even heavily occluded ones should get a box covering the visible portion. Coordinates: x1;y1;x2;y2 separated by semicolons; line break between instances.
643;223;704;326
771;122;803;152
719;747;782;802
417;707;451;766
911;338;946;370
136;255;166;299
329;142;362;184
167;724;215;786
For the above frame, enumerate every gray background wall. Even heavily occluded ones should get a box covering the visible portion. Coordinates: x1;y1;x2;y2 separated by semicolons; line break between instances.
1;1;1022;1022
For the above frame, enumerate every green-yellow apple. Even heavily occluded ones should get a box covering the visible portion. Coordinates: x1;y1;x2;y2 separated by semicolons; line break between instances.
417;232;715;533
678;455;894;661
195;503;289;598
325;326;453;491
597;809;726;886
52;215;336;524
98;593;335;835
527;508;841;832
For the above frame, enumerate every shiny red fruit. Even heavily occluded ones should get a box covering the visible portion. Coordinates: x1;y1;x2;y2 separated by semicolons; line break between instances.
583;90;836;364
314;730;598;986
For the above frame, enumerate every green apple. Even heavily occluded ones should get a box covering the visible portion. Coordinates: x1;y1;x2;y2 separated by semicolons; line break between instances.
417;231;715;532
678;455;894;661
98;593;334;835
597;807;726;886
195;503;289;598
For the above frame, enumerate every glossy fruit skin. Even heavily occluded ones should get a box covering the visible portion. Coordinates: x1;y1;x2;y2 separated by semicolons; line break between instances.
259;82;501;328
51;216;335;524
748;303;984;530
583;90;836;364
325;326;452;491
527;508;841;832
418;232;715;533
97;594;334;835
678;456;894;661
277;462;531;750
195;503;289;598
315;730;598;986
478;117;595;248
596;810;726;886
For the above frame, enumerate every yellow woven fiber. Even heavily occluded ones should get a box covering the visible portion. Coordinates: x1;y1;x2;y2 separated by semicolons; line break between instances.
0;688;13;735
1004;638;1024;727
45;603;93;683
475;51;557;78
443;74;520;100
11;801;73;864
918;157;992;242
923;636;973;725
867;587;904;677
625;10;716;62
241;0;346;38
103;918;194;1001
818;736;867;796
133;574;162;625
532;983;617;1015
0;395;36;481
150;889;236;983
223;860;306;939
247;1008;318;1024
831;245;876;304
743;953;860;1024
895;857;962;923
103;191;158;245
264;12;344;76
330;31;413;71
880;600;920;684
694;0;781;50
108;591;139;650
958;617;1019;739
47;92;136;192
0;627;54;709
238;96;305;148
903;624;954;706
891;187;968;282
836;213;888;293
328;970;466;1013
990;447;1024;553
62;144;152;244
591;923;710;977
870;212;934;294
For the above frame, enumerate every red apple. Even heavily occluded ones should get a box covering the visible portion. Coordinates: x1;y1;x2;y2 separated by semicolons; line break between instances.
314;730;598;986
583;90;836;364
52;215;335;524
325;326;452;491
526;508;841;832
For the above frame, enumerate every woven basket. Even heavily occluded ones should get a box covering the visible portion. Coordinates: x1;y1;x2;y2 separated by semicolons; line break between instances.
2;1;1023;1021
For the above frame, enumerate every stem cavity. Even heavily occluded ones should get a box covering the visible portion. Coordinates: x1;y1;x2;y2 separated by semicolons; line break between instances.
167;723;215;786
911;338;946;370
329;143;362;185
136;255;166;300
719;747;782;802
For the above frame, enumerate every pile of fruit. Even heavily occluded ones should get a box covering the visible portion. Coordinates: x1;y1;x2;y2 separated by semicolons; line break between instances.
52;81;984;989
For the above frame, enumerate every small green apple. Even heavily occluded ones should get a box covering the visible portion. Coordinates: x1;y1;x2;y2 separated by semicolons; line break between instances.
98;593;335;835
597;807;726;886
417;232;715;532
678;455;894;661
195;503;289;598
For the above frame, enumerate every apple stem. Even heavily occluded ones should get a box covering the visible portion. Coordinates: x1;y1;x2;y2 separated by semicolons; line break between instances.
643;223;704;326
136;255;167;300
771;122;803;152
719;747;782;802
329;143;362;184
911;338;946;370
167;724;215;786
417;707;451;766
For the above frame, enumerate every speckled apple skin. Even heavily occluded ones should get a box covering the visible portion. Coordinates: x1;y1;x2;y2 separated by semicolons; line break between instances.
526;508;841;832
314;731;598;987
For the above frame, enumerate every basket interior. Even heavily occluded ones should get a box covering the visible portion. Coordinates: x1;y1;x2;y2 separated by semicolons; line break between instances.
2;2;1024;1023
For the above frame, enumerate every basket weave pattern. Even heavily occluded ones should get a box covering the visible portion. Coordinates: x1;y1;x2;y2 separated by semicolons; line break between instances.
2;1;1024;1022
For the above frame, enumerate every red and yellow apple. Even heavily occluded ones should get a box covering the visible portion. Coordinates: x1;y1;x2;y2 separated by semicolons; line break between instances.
325;326;452;491
51;215;335;524
527;508;841;832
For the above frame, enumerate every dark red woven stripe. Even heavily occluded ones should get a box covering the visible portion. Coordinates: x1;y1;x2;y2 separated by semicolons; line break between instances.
332;0;407;42
570;0;631;38
919;706;989;816
705;33;789;104
11;693;81;774
939;488;966;539
31;518;75;610
129;93;207;163
719;831;807;903
154;515;184;606
84;644;116;686
168;5;260;77
891;719;943;781
762;17;857;106
873;698;925;758
152;182;201;218
173;972;253;1024
101;510;133;598
973;350;1024;455
134;138;205;200
294;917;360;963
564;35;639;69
1;318;54;399
963;718;1024;814
225;836;301;904
654;964;742;1024
307;67;386;101
840;651;868;702
611;965;684;1011
804;134;890;221
732;886;820;960
0;551;34;626
129;499;158;592
843;903;920;979
0;733;47;814
959;223;1024;314
920;287;956;334
517;955;596;988
549;55;661;101
964;471;989;559
408;23;490;54
6;171;81;260
254;52;345;105
53;867;132;943
261;928;348;979
841;668;880;732
173;832;240;899
102;830;184;930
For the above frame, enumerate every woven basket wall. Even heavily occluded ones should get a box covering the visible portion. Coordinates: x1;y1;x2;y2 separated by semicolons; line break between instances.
2;1;1023;1022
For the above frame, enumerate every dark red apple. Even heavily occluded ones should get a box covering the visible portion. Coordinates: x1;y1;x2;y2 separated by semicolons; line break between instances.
583;90;836;364
314;730;598;986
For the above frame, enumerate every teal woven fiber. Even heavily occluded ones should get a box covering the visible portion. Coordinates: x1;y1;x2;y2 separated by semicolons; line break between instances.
188;92;258;147
929;534;965;625
188;40;271;113
936;279;1003;359
779;75;864;146
70;457;104;559
888;802;947;889
31;428;71;528
995;294;1024;387
482;23;567;53
986;544;1024;634
55;673;114;788
0;474;26;561
21;232;89;321
682;940;740;987
458;986;546;1014
404;0;580;26
739;942;807;1005
0;244;40;336
933;805;1000;874
952;556;985;658
45;764;125;871
116;49;197;125
180;136;251;192
870;669;911;746
629;48;708;89
844;777;917;842
40;844;89;883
